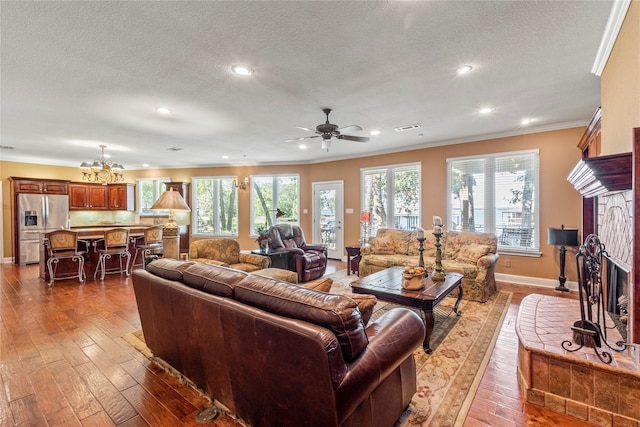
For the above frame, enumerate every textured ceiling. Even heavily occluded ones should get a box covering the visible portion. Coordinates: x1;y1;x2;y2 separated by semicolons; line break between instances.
0;1;613;170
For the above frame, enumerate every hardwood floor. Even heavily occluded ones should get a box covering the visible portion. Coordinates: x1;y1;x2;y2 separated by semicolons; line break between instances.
0;260;589;426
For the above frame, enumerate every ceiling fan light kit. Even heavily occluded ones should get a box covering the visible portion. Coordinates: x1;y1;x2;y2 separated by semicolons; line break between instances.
287;108;370;151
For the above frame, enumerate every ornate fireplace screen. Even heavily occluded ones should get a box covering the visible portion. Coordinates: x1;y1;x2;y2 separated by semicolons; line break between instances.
561;234;627;363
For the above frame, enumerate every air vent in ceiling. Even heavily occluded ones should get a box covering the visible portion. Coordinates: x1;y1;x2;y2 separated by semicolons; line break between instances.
0;145;15;149
167;147;183;152
394;124;421;132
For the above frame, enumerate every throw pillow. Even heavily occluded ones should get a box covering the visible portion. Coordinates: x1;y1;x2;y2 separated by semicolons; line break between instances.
456;244;490;264
344;293;378;325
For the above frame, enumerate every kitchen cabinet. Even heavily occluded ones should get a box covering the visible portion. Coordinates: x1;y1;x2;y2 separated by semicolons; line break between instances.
11;178;68;195
108;183;134;211
69;183;108;210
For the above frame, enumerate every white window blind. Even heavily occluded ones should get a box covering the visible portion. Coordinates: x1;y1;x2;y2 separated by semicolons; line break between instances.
447;150;540;253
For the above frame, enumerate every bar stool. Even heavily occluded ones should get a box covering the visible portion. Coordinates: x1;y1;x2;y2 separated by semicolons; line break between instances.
129;225;163;273
94;228;131;280
46;230;88;286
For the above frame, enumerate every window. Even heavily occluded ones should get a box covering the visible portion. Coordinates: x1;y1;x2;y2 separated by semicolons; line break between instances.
192;177;238;236
361;163;421;238
447;150;540;253
137;178;169;214
251;175;299;234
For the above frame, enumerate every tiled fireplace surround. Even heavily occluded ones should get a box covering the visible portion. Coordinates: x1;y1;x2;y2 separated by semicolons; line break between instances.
517;190;640;426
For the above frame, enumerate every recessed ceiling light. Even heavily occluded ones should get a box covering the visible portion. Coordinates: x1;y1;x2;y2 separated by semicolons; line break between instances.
521;118;535;126
231;65;254;76
142;163;149;168
479;107;495;114
221;155;229;159
155;106;172;114
457;65;473;75
299;144;307;150
370;130;381;136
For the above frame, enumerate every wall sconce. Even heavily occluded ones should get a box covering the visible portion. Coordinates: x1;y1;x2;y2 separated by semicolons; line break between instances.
234;177;249;190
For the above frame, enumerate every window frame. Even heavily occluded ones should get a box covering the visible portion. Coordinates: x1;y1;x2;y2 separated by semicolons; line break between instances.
360;162;422;238
249;174;300;236
136;177;170;215
191;176;239;238
446;149;541;256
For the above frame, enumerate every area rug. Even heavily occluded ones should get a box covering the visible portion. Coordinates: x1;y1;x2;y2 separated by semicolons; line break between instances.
328;270;512;427
124;270;511;427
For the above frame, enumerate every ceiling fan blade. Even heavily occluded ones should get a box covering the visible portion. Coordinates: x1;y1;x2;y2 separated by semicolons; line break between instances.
338;125;362;133
295;126;315;132
285;135;320;142
338;134;370;143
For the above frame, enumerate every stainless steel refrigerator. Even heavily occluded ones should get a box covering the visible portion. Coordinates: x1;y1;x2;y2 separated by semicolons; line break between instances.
17;193;69;264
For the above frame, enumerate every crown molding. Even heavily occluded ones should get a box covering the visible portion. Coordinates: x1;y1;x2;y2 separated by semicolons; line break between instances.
591;0;632;76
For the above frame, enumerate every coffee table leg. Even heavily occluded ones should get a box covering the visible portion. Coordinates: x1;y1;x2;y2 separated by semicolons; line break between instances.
453;286;463;316
422;310;434;354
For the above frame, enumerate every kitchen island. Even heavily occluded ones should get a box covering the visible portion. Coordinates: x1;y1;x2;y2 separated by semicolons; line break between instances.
39;226;150;282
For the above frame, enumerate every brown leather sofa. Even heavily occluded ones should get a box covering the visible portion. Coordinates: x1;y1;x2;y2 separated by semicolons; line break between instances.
267;223;327;282
132;259;425;427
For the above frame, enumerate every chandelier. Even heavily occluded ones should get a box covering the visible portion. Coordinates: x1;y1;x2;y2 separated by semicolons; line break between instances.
80;145;125;184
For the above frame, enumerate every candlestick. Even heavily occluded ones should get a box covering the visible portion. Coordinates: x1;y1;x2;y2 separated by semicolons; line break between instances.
432;228;445;281
416;226;424;240
417;237;426;267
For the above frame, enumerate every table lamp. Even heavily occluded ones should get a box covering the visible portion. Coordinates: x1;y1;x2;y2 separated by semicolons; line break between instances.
150;188;191;259
547;225;580;292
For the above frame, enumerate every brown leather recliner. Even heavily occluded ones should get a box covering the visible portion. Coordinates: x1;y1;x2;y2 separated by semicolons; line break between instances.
267;223;327;282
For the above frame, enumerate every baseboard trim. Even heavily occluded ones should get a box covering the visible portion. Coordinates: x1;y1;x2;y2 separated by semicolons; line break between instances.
495;272;578;292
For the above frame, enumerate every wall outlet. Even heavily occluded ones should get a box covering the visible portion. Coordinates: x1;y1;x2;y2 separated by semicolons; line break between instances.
505;260;511;268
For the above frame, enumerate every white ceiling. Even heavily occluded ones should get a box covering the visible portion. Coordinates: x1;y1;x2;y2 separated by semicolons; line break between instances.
0;1;613;170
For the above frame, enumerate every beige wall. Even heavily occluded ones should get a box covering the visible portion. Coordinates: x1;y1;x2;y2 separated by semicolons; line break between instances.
2;126;583;281
601;0;640;154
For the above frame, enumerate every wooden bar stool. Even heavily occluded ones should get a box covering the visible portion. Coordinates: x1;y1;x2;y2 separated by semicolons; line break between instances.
129;225;163;273
46;230;87;286
94;228;131;280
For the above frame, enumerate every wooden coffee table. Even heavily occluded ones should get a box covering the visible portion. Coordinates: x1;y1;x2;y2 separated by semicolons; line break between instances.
351;266;463;353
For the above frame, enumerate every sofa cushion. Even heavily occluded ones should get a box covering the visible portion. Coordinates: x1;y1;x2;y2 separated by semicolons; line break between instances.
441;260;478;279
407;230;437;257
146;258;195;281
234;276;369;361
369;234;396;254
364;254;419;268
182;262;249;298
456;244;491;264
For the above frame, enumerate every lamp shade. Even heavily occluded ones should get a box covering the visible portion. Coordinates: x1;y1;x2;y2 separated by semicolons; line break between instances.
547;227;579;247
360;211;371;222
150;188;190;212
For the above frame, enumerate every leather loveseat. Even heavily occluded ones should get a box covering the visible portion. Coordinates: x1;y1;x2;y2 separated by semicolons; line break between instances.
132;259;425;427
360;228;499;302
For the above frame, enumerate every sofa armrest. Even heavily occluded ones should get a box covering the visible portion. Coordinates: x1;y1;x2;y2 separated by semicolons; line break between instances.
335;308;424;417
477;252;499;269
239;253;270;269
302;243;326;253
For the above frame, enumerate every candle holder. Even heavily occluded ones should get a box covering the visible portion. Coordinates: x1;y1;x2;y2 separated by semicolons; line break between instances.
432;230;446;281
417;237;426;268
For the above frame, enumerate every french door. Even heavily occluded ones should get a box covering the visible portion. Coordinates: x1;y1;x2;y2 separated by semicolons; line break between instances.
312;181;344;260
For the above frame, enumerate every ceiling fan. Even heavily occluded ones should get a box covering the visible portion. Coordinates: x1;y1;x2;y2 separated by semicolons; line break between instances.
286;108;369;151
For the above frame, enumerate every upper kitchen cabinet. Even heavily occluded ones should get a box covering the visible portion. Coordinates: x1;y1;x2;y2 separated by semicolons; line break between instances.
11;178;69;195
108;183;134;211
69;183;108;210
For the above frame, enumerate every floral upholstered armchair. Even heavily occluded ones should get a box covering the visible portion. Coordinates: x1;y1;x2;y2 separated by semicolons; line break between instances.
267;223;327;283
189;238;269;272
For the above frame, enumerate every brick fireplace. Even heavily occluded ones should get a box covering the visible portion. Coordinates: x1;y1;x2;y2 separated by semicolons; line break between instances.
515;127;640;425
